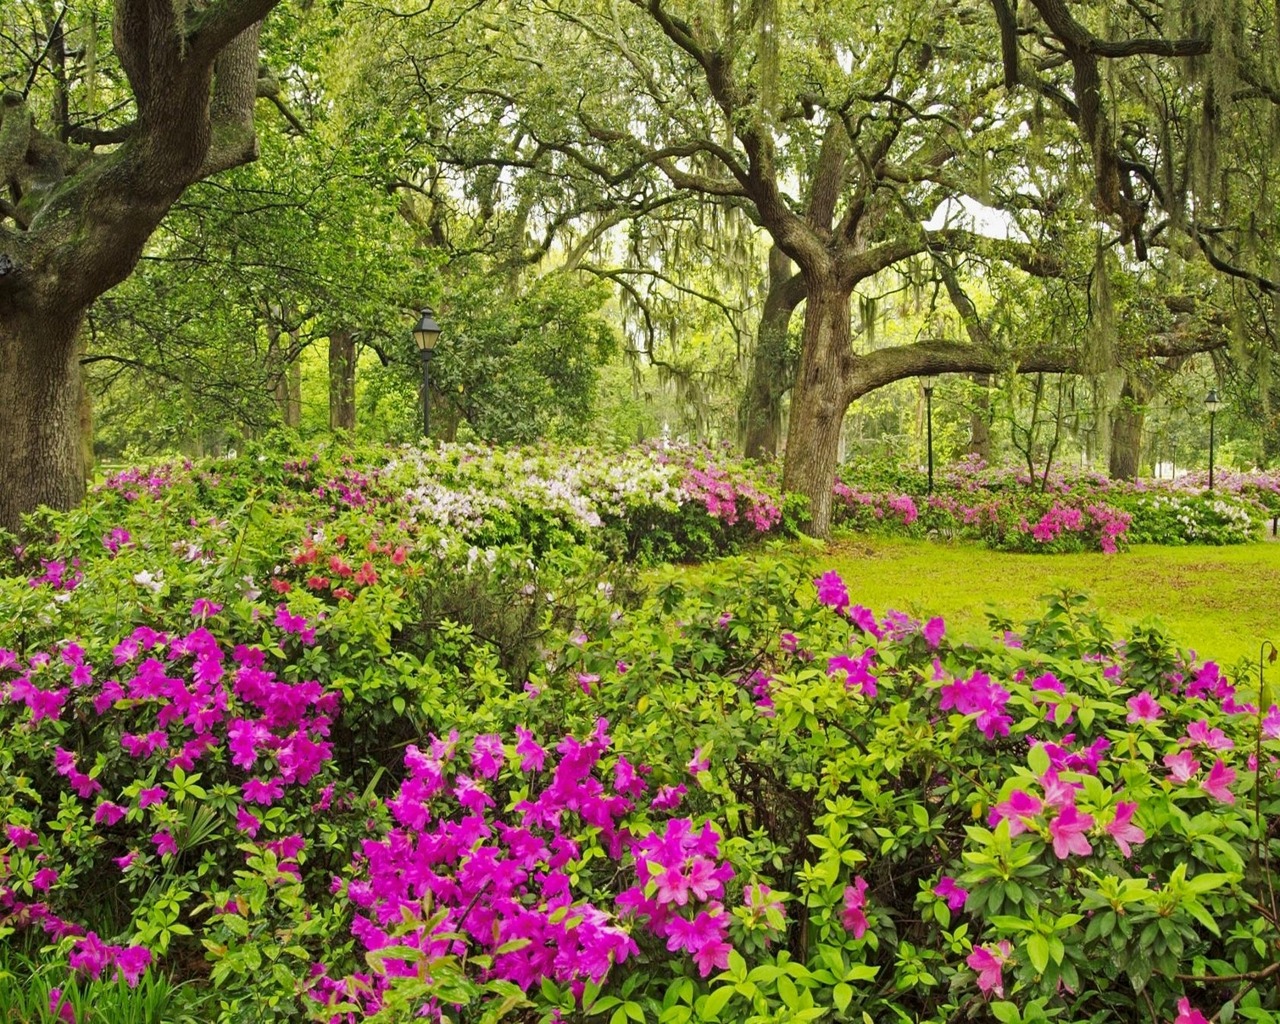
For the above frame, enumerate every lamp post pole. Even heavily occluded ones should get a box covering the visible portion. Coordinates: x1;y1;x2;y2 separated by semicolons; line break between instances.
413;307;442;440
921;376;936;494
1205;389;1222;491
420;348;434;438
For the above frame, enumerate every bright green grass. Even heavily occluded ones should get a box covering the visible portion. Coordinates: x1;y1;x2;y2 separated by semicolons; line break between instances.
806;534;1280;669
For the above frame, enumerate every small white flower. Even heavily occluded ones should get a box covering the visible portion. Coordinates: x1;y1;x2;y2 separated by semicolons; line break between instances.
133;569;164;594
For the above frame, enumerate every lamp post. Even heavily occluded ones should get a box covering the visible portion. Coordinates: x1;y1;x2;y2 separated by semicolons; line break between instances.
920;375;936;494
1204;388;1222;491
412;307;441;438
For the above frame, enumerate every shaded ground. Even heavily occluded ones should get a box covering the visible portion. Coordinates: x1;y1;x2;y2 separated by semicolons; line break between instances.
816;534;1280;670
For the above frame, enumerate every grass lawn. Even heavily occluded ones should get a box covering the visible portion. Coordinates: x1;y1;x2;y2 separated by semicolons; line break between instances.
809;533;1280;669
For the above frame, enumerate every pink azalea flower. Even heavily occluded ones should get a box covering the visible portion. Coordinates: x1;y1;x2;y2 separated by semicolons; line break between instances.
236;806;262;836
49;988;75;1024
114;852;138;871
922;616;945;648
470;733;505;778
1163;750;1200;783
514;726;546;771
114;945;152;987
967;940;1012;997
934;876;969;910
1048;805;1094;859
1126;691;1162;722
241;777;284;806
6;825;38;849
841;877;870;938
453;774;495;812
93;802;127;826
32;867;58;890
1175;998;1210;1024
650;784;686;811
137;786;166;809
814;571;849;611
828;650;878;698
687;747;709;775
1040;768;1081;810
578;673;600;694
1202;758;1236;803
1104;801;1146;857
152;830;177;857
989;789;1043;836
1185;719;1234;751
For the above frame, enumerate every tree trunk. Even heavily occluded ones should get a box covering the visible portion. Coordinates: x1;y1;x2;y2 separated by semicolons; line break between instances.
328;330;356;432
968;373;993;460
742;248;803;459
1109;377;1145;479
781;278;853;538
285;358;302;429
0;313;86;532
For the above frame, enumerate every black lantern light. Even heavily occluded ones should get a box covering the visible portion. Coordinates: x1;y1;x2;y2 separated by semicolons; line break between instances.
1204;388;1222;491
413;307;442;438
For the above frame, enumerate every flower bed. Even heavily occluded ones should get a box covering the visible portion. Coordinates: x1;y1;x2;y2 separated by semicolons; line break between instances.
832;457;1276;552
0;442;1277;1023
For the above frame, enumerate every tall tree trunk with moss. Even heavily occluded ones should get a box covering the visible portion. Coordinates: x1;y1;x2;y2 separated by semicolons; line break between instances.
0;3;280;532
968;374;993;461
329;330;357;432
1109;377;1147;480
742;248;804;459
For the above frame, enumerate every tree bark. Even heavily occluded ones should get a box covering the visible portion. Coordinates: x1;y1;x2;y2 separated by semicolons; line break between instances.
0;0;281;531
0;312;85;531
968;374;993;460
780;278;854;538
1109;377;1146;479
742;250;804;459
328;330;356;432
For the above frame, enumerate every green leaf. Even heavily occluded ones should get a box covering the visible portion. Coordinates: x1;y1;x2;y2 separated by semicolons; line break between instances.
699;986;735;1021
834;983;853;1013
1027;934;1050;974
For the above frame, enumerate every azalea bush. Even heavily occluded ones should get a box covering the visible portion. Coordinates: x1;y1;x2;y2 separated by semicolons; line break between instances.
2;440;1279;1024
833;457;1274;551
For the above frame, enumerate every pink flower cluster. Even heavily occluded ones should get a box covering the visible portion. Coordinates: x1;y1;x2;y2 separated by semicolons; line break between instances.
989;768;1146;860
681;465;781;532
0;605;340;984
939;671;1012;741
314;722;740;1019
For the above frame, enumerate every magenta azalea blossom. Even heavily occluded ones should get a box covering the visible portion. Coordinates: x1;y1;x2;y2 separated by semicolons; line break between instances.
1185;719;1234;751
828;650;878;698
1202;758;1236;803
814;571;849;611
470;733;505;778
137;786;166;809
1048;805;1095;859
151;830;177;857
966;940;1011;998
989;790;1043;836
1175;999;1210;1024
1163;750;1200;783
514;725;547;771
687;747;709;775
1104;801;1146;857
93;802;127;826
922;616;945;648
841;877;870;938
939;671;1011;740
934;876;968;910
6;825;38;849
1125;691;1162;722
